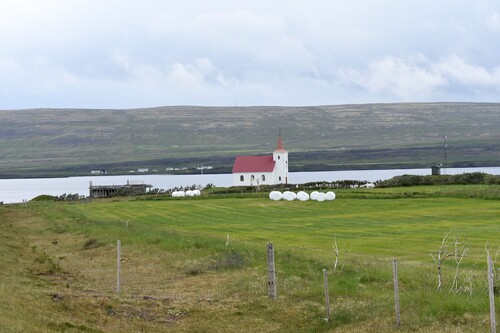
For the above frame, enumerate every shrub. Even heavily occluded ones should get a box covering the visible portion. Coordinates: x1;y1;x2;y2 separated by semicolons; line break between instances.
377;172;500;188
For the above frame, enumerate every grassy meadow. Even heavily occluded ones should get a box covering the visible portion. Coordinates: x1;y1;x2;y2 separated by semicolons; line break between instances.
1;185;500;332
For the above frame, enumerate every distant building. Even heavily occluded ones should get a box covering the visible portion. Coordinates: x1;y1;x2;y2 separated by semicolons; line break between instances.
431;165;441;176
232;133;288;186
89;180;152;198
138;168;149;173
196;166;213;170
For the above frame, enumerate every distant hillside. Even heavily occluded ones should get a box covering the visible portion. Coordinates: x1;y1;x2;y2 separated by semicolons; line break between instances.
0;103;499;178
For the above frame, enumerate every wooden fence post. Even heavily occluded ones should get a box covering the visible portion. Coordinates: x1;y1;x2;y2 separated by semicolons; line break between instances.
117;240;121;294
488;255;496;333
267;243;277;300
323;269;331;322
393;258;401;327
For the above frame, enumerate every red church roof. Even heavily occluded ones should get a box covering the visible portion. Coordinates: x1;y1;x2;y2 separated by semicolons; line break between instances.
232;155;275;173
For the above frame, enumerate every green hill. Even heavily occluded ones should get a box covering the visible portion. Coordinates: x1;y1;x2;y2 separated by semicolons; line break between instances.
0;102;498;178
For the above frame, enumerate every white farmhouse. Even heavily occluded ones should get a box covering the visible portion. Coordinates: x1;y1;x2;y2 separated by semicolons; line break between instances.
232;134;288;186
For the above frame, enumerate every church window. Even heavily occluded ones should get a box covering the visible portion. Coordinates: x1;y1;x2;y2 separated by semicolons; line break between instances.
262;175;266;181
278;156;280;159
251;175;255;181
240;175;244;182
279;176;282;181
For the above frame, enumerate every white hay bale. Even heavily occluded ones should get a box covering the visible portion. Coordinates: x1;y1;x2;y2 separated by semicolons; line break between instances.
296;191;309;201
310;191;319;200
325;191;336;200
269;191;283;201
283;191;296;201
185;190;195;197
193;190;201;196
316;192;326;202
177;191;185;197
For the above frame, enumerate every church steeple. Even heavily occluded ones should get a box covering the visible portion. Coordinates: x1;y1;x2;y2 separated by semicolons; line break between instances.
272;130;288;184
275;129;286;152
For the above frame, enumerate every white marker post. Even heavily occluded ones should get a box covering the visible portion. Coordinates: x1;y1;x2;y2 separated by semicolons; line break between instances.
393;258;401;327
488;255;496;333
267;243;277;300
117;240;121;294
323;269;331;322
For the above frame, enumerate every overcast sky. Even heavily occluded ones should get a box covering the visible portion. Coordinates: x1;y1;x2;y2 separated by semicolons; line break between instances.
2;0;500;109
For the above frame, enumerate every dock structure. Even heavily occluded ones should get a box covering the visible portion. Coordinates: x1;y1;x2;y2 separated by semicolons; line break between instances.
89;180;152;198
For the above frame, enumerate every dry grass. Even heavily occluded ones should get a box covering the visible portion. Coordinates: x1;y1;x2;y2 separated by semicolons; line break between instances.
1;190;499;332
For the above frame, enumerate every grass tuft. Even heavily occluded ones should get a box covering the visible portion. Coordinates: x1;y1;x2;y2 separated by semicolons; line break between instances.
83;238;102;250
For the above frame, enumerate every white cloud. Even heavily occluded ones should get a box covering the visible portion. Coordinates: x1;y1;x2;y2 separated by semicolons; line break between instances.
337;54;500;101
487;13;500;32
0;56;83;95
148;10;315;73
3;1;500;108
339;55;446;100
112;51;131;72
168;60;215;91
436;55;500;87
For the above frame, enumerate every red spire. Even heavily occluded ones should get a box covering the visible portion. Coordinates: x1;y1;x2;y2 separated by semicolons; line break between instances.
275;132;285;151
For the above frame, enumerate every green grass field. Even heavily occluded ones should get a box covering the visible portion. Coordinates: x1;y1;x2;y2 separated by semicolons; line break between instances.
1;185;499;332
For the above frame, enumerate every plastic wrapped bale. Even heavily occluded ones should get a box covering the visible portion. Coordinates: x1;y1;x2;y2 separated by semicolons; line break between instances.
193;190;201;196
325;191;336;200
185;190;195;197
177;191;186;197
171;191;180;198
283;191;296;201
269;191;283;201
297;191;310;201
310;191;319;200
316;192;326;202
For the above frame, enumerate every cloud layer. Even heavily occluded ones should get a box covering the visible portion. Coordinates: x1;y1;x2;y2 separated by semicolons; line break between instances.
2;0;500;108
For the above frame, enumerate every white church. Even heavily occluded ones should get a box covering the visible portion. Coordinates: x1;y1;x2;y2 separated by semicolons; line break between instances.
232;134;289;186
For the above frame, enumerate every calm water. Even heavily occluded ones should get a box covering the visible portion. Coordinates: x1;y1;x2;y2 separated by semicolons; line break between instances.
0;167;499;204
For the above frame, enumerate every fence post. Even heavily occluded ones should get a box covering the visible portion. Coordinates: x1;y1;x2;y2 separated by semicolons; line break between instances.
267;243;277;300
393;258;401;327
323;269;331;322
117;240;121;294
488;255;496;333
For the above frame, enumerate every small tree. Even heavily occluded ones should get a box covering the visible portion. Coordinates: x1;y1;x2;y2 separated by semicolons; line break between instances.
430;231;470;293
430;231;454;291
449;234;468;293
332;235;350;272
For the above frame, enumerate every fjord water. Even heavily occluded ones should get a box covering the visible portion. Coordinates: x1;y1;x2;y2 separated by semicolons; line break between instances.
0;167;499;204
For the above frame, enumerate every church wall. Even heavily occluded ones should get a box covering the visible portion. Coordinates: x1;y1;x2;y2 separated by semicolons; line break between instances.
232;171;275;186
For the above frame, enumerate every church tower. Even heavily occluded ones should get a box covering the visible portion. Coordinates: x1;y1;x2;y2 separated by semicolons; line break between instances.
272;132;288;184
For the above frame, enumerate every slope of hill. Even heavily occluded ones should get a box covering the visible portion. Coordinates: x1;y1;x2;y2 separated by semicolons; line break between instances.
0;103;498;178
